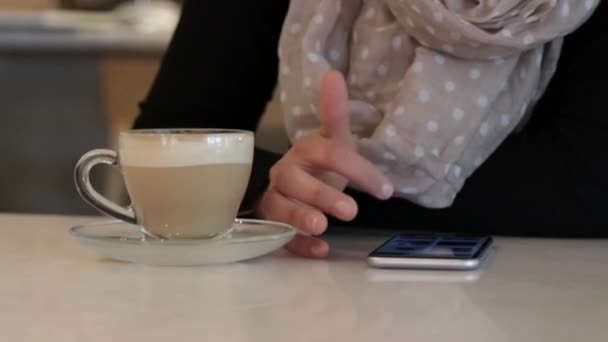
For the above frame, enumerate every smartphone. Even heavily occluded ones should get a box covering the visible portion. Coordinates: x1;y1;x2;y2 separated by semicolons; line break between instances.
367;233;493;270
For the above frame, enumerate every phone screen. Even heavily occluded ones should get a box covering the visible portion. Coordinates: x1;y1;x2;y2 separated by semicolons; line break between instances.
369;233;492;260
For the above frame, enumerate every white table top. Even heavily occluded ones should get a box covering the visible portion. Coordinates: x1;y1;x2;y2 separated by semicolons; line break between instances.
1;213;607;342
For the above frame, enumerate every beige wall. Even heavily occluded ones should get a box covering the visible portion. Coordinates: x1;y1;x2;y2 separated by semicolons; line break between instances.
257;93;289;153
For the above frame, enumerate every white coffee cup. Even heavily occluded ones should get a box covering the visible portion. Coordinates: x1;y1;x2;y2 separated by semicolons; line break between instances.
75;129;254;239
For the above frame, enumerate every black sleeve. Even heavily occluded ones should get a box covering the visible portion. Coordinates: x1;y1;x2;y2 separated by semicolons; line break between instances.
133;0;290;212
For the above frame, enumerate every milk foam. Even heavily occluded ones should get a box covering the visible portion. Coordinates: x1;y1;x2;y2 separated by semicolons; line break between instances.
119;131;253;167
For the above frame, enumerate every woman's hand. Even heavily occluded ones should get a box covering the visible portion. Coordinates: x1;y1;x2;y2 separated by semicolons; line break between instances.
254;71;394;258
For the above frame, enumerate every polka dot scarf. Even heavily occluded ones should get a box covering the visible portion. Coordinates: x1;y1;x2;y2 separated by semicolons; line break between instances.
278;0;599;208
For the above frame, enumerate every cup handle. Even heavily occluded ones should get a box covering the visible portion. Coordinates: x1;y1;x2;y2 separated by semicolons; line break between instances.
74;149;136;224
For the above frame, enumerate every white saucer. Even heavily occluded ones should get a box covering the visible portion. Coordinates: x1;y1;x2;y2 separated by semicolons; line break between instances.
69;219;296;266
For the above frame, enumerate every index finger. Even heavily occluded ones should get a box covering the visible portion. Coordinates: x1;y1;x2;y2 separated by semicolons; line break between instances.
296;137;394;200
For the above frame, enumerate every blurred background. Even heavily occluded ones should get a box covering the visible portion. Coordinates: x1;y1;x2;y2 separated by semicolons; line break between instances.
0;0;287;216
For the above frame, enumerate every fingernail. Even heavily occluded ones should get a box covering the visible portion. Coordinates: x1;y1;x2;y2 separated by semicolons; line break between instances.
334;200;354;218
307;215;326;234
379;182;394;199
307;215;320;231
311;244;328;256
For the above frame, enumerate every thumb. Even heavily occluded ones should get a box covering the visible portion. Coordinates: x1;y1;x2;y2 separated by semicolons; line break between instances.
319;70;352;144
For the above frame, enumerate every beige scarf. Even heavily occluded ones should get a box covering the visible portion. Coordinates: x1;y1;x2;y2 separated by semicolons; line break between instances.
277;0;599;208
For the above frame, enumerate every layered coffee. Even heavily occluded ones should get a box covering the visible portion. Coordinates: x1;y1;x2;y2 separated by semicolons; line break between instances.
119;131;253;239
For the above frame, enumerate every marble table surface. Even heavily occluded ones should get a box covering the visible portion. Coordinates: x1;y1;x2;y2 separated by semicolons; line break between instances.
1;213;606;342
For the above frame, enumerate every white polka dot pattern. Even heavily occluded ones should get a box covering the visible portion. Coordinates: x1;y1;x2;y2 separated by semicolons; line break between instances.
277;0;596;208
383;151;397;160
392;36;403;50
418;89;430;103
445;81;455;92
394;106;405;116
377;64;389;76
361;47;369;60
469;68;481;80
477;96;489;108
473;156;484;167
330;49;341;61
452;108;464;121
401;187;419;194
